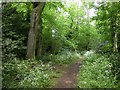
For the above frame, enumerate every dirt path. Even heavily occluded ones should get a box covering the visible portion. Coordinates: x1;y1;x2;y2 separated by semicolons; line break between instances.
54;58;83;88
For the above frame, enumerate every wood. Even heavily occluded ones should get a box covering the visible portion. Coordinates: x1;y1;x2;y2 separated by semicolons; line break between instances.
26;2;46;59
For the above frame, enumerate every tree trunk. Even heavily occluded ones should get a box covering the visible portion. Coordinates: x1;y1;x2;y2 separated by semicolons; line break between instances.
36;3;46;57
26;2;46;59
113;31;118;52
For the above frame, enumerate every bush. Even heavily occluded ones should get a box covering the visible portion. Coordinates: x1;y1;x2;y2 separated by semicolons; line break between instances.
109;53;120;87
3;58;56;88
77;54;117;88
41;51;81;64
53;51;81;64
83;50;95;58
19;64;52;88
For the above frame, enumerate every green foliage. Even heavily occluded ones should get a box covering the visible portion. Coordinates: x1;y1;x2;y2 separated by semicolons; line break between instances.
94;2;120;52
77;54;117;88
109;53;120;84
41;2;99;54
3;2;99;57
41;51;81;64
3;59;56;88
2;3;31;60
53;51;81;64
3;2;120;88
93;2;120;86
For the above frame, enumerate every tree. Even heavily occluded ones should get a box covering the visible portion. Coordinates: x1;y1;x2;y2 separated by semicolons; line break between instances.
26;2;46;59
95;2;120;53
2;3;32;60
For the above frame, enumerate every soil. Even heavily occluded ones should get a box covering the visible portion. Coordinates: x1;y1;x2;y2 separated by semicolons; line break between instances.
53;57;84;88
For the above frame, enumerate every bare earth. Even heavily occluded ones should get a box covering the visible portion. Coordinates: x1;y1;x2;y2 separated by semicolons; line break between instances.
54;58;83;88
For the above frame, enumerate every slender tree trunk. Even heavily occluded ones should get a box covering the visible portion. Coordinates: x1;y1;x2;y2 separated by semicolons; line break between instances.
26;6;37;59
110;9;116;52
112;7;118;53
113;31;118;52
26;2;46;59
36;3;46;57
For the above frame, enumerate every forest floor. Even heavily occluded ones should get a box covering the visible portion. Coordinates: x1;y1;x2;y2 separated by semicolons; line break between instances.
53;57;84;88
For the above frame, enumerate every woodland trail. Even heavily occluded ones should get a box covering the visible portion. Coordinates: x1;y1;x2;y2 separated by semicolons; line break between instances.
54;57;84;88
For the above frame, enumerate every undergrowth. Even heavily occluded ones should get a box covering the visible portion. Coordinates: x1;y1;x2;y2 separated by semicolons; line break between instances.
41;51;81;64
3;58;56;88
77;54;117;88
3;51;81;88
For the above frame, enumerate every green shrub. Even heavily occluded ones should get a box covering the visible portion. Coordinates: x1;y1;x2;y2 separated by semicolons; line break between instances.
109;53;120;87
77;54;117;88
41;51;81;64
53;52;80;64
3;58;56;88
19;64;52;88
